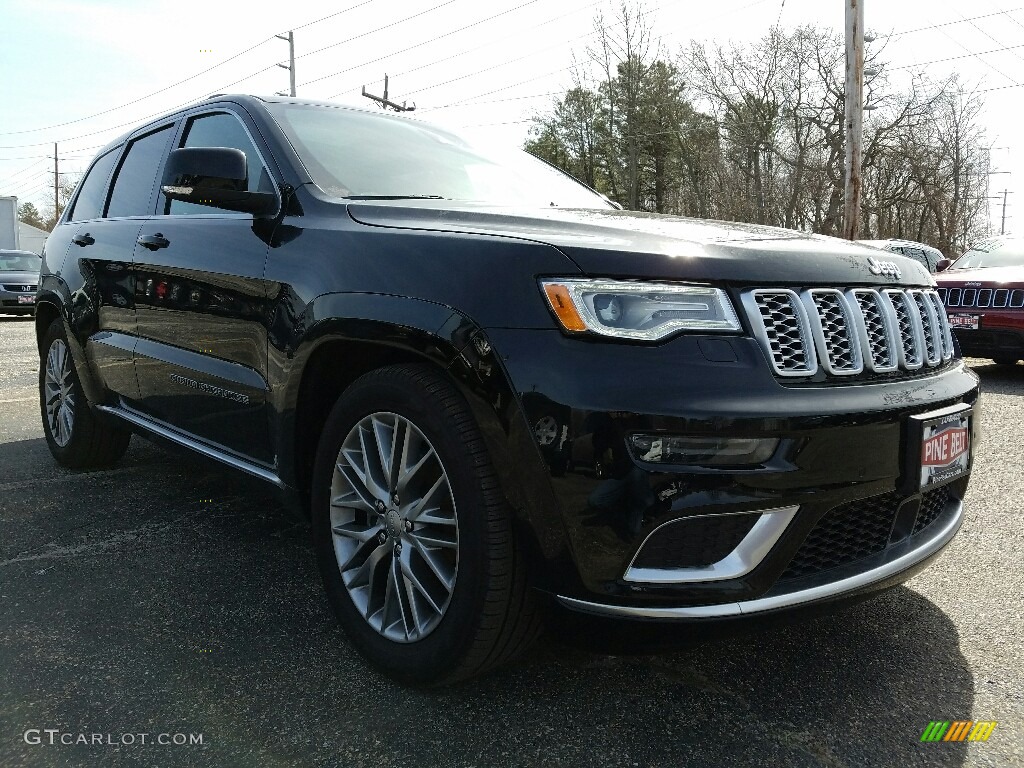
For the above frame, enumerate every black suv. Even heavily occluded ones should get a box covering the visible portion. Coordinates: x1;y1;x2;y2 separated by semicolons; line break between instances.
36;95;979;684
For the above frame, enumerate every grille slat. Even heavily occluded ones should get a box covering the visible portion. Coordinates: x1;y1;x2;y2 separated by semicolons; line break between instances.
746;290;816;376
746;286;949;379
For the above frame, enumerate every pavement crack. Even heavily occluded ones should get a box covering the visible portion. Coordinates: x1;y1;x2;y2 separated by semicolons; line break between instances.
0;509;203;568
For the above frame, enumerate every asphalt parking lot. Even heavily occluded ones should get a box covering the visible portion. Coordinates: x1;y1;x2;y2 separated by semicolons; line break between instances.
1;316;1021;768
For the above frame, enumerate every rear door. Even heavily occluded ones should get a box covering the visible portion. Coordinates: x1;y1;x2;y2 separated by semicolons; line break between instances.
61;135;169;402
130;108;278;464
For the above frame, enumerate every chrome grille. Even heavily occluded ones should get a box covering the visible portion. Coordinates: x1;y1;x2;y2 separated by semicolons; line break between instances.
940;286;1024;308
745;290;815;376
848;289;897;372
805;289;861;374
744;287;952;378
1;283;36;292
909;290;941;365
883;289;925;369
926;291;954;360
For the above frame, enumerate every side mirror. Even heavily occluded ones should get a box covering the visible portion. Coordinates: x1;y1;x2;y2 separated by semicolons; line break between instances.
935;258;952;272
161;147;277;216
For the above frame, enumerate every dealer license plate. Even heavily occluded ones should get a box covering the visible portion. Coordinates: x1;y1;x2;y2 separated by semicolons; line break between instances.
948;314;979;330
917;409;971;490
17;295;34;304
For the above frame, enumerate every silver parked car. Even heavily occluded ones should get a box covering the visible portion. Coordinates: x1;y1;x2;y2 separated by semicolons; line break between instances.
857;239;945;273
0;250;41;316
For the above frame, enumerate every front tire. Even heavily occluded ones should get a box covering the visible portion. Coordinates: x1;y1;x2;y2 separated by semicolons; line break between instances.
39;319;130;468
311;364;540;685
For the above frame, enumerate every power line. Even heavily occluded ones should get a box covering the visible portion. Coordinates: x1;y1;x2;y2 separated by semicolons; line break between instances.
949;5;1024;69
888;41;1024;70
4;174;51;196
878;8;1024;39
299;0;546;88
210;0;459;97
0;0;383;139
0;41;273;140
0;158;49;186
327;0;610;99
289;0;380;32
933;25;1019;83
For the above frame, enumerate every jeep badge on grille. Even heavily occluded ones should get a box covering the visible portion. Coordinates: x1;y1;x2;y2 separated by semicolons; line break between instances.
867;256;902;280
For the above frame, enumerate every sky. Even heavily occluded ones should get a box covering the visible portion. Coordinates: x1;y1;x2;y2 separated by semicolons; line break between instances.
1;0;1022;239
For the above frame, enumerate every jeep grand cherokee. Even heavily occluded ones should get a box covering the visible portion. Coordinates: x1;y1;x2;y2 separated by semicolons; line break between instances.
36;95;979;685
935;235;1024;365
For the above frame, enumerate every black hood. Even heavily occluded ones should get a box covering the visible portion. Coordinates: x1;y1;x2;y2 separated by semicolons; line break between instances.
347;203;933;287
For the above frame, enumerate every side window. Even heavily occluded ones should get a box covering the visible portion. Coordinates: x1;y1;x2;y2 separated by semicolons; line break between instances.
903;247;928;269
67;149;119;222
106;125;175;218
168;112;273;215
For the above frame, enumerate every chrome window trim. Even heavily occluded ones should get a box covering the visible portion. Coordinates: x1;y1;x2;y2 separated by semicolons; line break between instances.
557;499;963;620
623;506;799;585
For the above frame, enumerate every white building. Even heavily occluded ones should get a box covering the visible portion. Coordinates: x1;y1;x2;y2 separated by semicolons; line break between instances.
18;220;49;254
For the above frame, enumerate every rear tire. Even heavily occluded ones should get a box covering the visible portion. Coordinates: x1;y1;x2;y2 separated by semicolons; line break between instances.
311;363;541;685
39;319;130;468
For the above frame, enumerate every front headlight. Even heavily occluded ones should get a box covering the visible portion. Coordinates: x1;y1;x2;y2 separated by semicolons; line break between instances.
540;279;742;340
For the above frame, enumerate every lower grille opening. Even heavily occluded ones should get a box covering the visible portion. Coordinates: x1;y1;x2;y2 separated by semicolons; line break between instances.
631;513;759;570
913;485;954;535
780;486;955;582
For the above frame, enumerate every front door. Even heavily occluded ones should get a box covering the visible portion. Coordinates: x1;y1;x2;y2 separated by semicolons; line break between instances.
130;109;278;465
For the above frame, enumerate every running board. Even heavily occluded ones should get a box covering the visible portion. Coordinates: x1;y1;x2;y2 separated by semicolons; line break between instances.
96;404;283;488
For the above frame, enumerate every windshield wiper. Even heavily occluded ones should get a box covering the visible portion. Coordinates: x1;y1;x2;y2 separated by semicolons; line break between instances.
344;195;447;200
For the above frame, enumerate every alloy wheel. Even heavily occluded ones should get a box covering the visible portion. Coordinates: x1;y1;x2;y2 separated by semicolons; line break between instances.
534;415;559;446
329;412;459;642
44;339;75;447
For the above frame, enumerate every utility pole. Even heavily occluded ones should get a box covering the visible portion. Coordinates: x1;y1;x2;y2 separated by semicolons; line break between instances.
275;31;296;97
53;143;58;221
362;74;416;112
843;0;864;240
1001;189;1013;234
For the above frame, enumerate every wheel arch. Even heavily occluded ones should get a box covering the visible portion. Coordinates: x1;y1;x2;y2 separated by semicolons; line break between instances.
276;292;566;586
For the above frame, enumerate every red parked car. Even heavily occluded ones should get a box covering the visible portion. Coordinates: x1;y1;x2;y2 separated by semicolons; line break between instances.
935;235;1024;365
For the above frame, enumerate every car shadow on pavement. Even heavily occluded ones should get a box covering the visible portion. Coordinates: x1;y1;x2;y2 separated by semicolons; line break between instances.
0;437;974;768
969;359;1024;395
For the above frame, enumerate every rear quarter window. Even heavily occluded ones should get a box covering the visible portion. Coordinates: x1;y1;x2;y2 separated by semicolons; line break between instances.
67;149;119;222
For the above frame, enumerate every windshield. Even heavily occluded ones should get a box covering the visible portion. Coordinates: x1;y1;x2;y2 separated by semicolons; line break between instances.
0;253;39;272
265;103;610;209
952;238;1024;269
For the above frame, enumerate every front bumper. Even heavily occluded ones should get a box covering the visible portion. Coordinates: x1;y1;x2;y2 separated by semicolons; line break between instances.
478;328;980;615
558;493;962;619
952;325;1024;358
0;287;37;312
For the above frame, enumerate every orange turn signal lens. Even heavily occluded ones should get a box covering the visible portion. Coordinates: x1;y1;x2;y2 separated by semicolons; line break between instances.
542;283;587;332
